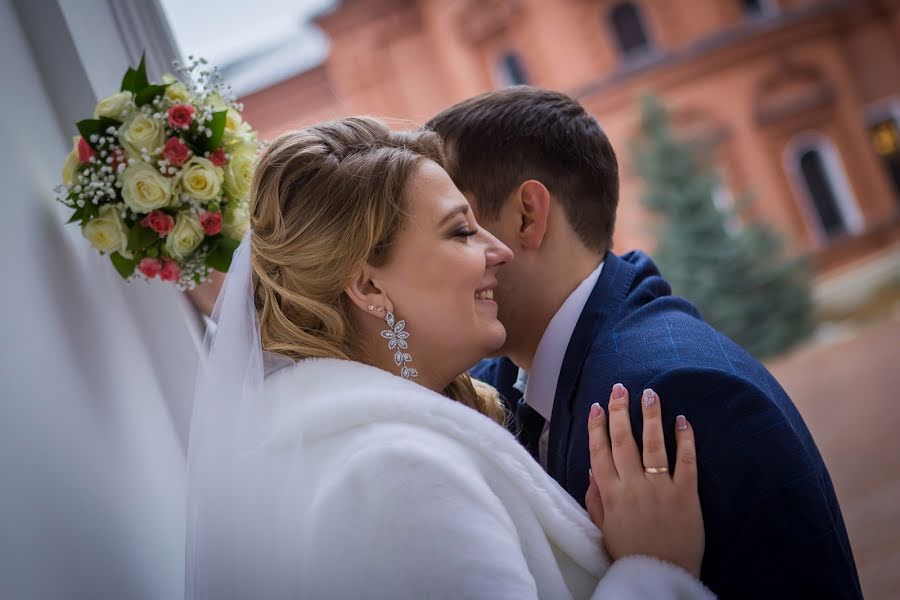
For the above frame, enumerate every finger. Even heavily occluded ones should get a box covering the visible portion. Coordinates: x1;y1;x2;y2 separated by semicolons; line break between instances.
640;388;669;483
585;470;604;527
673;415;698;490
607;383;643;479
588;402;618;485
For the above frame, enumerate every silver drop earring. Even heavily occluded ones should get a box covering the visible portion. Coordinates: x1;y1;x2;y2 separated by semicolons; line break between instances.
380;311;417;380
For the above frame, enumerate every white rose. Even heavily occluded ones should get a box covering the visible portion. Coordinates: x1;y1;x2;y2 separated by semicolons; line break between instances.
94;91;133;121
179;156;223;200
120;112;165;158
161;74;191;105
61;137;80;187
82;204;128;254
204;92;227;110
222;108;255;147
223;202;250;241
223;144;256;200
165;212;204;259
120;161;172;212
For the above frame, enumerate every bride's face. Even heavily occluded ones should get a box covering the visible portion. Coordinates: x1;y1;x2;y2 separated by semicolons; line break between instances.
376;160;513;381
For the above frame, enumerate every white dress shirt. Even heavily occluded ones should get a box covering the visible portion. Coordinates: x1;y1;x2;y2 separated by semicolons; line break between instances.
522;261;604;467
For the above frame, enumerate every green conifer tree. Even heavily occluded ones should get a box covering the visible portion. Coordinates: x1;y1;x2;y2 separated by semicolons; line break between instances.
629;95;815;359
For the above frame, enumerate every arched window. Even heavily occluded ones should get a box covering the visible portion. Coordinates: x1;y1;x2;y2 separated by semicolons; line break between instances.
740;0;777;17
608;2;652;59
786;134;862;241
495;51;529;87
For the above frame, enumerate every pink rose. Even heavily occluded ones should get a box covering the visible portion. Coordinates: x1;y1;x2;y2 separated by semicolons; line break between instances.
199;211;222;236
141;210;175;235
209;147;227;167
139;257;162;279
167;104;195;130
162;137;191;166
160;260;181;282
77;137;94;163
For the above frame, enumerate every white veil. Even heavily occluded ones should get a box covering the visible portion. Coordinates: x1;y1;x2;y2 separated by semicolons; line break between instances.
185;232;301;599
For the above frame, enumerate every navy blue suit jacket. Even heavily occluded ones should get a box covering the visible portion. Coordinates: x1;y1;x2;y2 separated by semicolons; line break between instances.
471;250;861;599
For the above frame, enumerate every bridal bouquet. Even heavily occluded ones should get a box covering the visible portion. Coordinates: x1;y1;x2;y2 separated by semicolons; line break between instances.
56;55;256;289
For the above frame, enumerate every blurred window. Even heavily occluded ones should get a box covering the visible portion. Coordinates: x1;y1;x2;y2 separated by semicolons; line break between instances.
608;2;652;59
741;0;778;17
867;114;900;205
799;149;846;238
787;135;862;241
495;52;530;87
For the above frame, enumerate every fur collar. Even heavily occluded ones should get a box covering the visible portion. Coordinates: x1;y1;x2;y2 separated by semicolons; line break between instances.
264;357;608;576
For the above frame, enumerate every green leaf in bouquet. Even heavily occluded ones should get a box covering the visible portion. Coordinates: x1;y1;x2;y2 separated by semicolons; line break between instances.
217;235;240;254
76;203;99;226
120;53;149;94
110;252;136;279
208;110;228;151
76;117;123;149
135;83;172;107
127;222;160;253
204;248;231;273
121;68;138;93
135;54;149;90
197;111;228;153
204;235;240;273
66;207;85;224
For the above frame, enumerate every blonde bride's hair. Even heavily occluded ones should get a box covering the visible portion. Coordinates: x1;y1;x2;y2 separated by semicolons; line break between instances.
250;116;506;425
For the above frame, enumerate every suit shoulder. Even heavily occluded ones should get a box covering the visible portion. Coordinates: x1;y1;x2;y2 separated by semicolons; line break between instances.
598;298;761;378
646;367;809;447
469;357;505;384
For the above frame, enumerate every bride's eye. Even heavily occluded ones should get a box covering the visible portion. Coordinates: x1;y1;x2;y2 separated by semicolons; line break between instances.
453;227;479;239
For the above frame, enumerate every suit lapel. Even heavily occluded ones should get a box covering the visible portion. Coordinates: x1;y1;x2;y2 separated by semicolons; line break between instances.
545;252;637;484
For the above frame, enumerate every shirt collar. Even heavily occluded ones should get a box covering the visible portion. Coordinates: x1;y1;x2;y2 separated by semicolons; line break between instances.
523;261;604;421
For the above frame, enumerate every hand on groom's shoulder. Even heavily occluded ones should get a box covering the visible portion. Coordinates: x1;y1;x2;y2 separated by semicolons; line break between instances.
641;368;859;596
565;363;863;599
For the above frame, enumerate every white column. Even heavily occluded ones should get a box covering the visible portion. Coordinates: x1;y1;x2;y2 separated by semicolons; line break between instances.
1;1;195;597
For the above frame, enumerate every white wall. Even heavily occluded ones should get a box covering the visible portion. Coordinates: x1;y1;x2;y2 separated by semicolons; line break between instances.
0;1;197;597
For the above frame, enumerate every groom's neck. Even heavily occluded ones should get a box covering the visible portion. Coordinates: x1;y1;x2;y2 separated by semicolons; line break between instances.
506;247;604;372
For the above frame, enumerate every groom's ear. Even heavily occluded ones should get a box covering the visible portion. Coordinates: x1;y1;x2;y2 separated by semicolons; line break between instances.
515;179;551;250
344;265;392;319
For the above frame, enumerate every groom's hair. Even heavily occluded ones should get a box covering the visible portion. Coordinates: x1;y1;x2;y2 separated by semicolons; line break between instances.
425;86;618;251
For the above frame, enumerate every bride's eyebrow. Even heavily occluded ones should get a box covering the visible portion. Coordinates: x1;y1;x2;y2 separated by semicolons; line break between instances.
437;204;470;228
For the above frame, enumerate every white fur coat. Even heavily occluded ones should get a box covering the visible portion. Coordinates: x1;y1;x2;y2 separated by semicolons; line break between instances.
262;358;713;599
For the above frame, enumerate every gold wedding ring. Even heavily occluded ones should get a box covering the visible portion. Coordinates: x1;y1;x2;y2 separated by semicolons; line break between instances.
644;466;669;474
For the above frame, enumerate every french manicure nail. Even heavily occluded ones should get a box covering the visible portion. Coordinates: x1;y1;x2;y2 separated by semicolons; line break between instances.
676;415;688;430
612;383;626;400
642;389;656;407
590;402;601;419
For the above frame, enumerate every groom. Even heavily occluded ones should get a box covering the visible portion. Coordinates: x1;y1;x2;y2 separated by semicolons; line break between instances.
426;87;862;598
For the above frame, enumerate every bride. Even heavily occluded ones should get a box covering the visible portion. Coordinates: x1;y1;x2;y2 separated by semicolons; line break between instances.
186;117;712;599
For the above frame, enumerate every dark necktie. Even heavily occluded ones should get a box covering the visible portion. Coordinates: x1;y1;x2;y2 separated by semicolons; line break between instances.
515;398;546;461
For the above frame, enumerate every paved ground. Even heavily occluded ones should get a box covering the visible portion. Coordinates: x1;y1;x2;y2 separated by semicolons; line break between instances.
767;317;900;599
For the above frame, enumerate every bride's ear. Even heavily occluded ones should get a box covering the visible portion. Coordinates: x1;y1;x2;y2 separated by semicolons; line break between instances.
344;265;392;319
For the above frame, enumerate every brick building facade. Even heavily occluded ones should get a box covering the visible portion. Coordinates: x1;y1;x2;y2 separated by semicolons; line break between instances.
240;0;900;316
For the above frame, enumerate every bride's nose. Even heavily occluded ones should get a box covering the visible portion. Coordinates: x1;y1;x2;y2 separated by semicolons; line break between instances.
484;232;514;268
